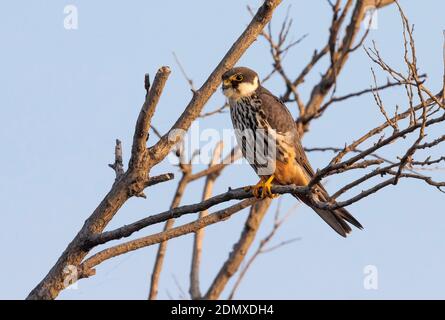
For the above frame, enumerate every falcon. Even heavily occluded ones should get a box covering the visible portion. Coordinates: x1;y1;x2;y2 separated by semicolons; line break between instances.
222;66;363;237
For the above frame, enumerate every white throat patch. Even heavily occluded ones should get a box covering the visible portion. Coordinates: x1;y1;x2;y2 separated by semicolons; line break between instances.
237;76;259;96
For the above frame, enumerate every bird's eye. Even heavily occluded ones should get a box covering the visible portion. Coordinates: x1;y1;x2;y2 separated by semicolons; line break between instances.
235;74;243;81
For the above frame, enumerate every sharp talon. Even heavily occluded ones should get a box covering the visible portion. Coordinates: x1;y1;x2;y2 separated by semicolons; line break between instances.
250;176;277;199
251;178;266;199
262;175;276;199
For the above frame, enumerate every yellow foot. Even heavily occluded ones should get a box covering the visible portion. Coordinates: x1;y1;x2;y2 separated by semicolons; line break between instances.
261;175;278;198
250;178;265;198
250;176;278;199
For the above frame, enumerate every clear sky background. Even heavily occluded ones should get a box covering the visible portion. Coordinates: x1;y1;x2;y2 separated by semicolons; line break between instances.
1;0;444;300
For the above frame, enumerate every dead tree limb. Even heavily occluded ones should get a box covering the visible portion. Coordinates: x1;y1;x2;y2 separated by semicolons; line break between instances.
26;0;283;300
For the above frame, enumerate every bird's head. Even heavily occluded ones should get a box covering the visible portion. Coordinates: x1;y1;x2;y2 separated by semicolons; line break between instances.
222;67;259;100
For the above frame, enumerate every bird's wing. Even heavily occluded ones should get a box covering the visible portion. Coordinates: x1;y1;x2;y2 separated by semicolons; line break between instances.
257;88;363;236
257;87;315;178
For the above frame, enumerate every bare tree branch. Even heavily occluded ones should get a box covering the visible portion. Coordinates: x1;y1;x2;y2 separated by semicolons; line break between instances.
147;0;283;166
148;156;191;300
190;142;224;299
29;0;445;301
27;66;172;300
85;185;306;248
228;201;299;300
27;0;283;300
204;199;272;300
108;139;125;182
79;199;258;278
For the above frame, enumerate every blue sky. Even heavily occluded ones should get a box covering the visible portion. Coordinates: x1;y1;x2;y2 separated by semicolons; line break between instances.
1;0;444;299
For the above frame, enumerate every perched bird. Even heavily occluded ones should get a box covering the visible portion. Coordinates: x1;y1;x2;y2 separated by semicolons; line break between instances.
222;66;362;237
